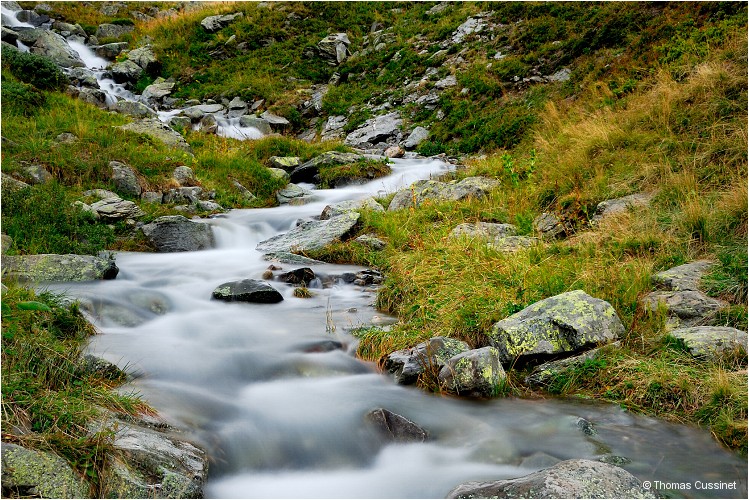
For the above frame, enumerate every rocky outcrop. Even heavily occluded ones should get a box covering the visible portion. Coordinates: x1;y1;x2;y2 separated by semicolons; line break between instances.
1;443;90;498
388;177;500;211
489;290;624;365
140;216;214;252
212;279;283;303
364;409;428;443
31;30;85;68
591;193;652;224
119;119;192;153
384;336;470;385
200;12;243;32
438;346;506;397
1;254;119;282
668;326;747;361
317;33;351;65
320;197;384;220
344;112;402;149
447;459;655;499
256;212;360;253
90;197;145;221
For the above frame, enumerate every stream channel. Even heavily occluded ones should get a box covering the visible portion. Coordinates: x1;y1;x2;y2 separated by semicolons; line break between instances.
4;4;747;498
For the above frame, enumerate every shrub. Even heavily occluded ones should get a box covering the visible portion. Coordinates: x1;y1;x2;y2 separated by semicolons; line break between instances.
2;50;69;91
1;80;46;115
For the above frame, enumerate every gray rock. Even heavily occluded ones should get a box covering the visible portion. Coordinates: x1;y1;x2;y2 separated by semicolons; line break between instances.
276;183;313;205
321;197;384;220
402;126;429;150
491;235;541;253
52;21;85;38
1;443;89;498
212;279;283;303
73;200;99;220
290;151;363;184
90;197;145;221
1;254;118;282
14;28;44;46
200;12;243;32
525;344;617;388
19;164;53;185
447;459;655;499
142;81;175;103
365;409;428;443
119;118;192;153
534;212;568;240
114;100;156;118
172;166;195;186
450;15;487;45
277;267;316;285
31;30;85;68
384;336;470;385
141;191;163;204
77;87;109;108
426;2;450;15
110;161;142;197
652;260;714;292
450;222;517;242
438;346;506;397
547;67;572;82
262;252;326;266
321;115;348;140
66;67;99;88
55;132;78;144
83;188;119;200
260;111;290;131
95;42;129;59
95;23;134;40
231;180;256;201
195;200;223;212
199;114;218;134
317;32;351;65
256;212;360;253
354;233;386;251
1;26;18;46
238;115;272;134
127;45;159;72
267;156;300;172
81;354;126;381
388;177;500;211
140;215;214;252
1;172;30;192
111;59;143;84
591;193;652;224
489;290;625;365
344;112;402;148
641;290;727;326
169;116;192;129
434;74;457;89
668;326;747;361
15;9;49;27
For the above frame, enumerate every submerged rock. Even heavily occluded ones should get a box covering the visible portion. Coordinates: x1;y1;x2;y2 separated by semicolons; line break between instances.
1;443;89;498
256;212;360;253
212;279;284;303
1;254;118;282
489;290;624;365
140;216;214;252
364;408;428;442
447;459;655;498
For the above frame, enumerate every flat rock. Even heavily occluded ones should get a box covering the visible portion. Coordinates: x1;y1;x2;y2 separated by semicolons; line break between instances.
119;119;192;153
212;279;283;303
344;112;402;148
447;459;655;499
2;254;118;282
591;193;652;224
364;409;428;443
652;260;714;291
140;216;214;252
384;336;470;385
1;442;90;498
438;346;506;397
90;197;145;221
256;212;360;253
641;290;727;326
388;177;500;211
489;290;624;365
320;197;384;220
668;326;747;361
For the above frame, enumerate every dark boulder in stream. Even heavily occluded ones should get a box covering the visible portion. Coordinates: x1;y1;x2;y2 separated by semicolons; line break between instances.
212;279;284;303
140;216;214;252
365;408;428;443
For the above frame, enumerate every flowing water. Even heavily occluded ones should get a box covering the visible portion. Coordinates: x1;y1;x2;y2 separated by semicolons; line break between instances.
4;5;747;498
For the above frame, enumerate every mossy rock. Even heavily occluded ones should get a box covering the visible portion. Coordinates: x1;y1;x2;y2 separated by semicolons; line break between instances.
1;443;90;498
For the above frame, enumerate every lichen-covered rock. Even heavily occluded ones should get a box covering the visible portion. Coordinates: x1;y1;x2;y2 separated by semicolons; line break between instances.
119;119;192;153
212;279;283;303
591;193;652;224
447;459;655;499
652;260;714;291
388;177;500;211
320;197;384;220
450;222;517;242
269;156;301;171
489;290;624;365
668;326;747;361
276;183;313;204
354;234;386;251
140;216;214;253
438;346;506;397
1;254;118;282
1;442;90;498
364;408;428;443
384;336;470;385
641;290;727;326
110;161;142;198
256;212;360;253
90;197;145;221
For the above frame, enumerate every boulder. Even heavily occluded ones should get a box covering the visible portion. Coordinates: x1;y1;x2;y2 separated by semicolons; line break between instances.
169;116;192;129
15;9;50;27
212;279;283;303
119;118;192;153
19;164;53;185
267;168;289;182
652;260;714;292
76;88;109;109
199;114;218;134
269;156;300;172
438;346;505;397
489;290;625;365
110;161;142;197
140;216;214;252
321;115;348;141
95;42;129;59
66;67;99;88
447;459;655;499
141;81;175;103
668;326;747;361
364;409;428;443
14;28;44;46
317;32;351;65
1;26;18;46
344;112;402;148
533;212;568;240
95;23;134;40
111;59;143;84
31;30;85;68
590;193;652;224
290;151;363;184
1;254;118;282
384;145;405;158
642;290;727;326
384;336;470;385
277;267;316;286
141;191;163;204
402;126;429;150
126;45;159;73
90;197;145;221
1;443;89;498
200;12;243;32
114;100;156;118
238;115;272;134
260;111;290;132
276;183;313;205
320;197;384;220
172;166;195;186
195;200;223;212
256;212;360;253
388;177;500;211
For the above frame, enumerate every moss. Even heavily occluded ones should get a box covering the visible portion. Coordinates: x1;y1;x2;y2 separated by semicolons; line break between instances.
1;444;90;498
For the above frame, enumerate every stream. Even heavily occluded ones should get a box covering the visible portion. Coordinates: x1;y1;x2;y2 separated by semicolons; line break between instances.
4;4;747;498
